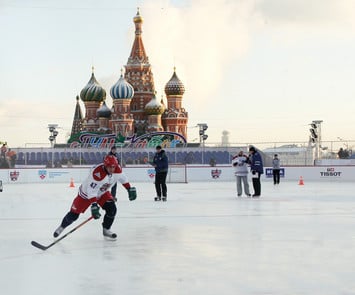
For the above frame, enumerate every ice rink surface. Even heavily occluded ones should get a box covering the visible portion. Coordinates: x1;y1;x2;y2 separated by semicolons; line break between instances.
1;180;355;295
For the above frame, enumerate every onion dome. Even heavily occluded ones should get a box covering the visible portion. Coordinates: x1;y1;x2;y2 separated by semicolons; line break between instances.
133;8;143;23
80;68;106;102
145;93;165;115
110;73;134;99
164;67;185;96
96;101;111;118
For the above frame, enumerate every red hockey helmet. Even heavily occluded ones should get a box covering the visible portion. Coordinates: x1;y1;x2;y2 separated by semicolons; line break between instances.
104;155;118;169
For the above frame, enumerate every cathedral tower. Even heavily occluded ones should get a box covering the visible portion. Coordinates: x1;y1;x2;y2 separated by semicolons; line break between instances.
124;9;155;135
145;92;165;132
80;67;106;132
97;101;111;132
70;95;83;136
162;68;188;138
109;72;135;137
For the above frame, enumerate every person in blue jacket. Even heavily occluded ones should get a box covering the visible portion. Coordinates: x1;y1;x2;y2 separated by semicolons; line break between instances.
151;145;169;201
248;146;264;197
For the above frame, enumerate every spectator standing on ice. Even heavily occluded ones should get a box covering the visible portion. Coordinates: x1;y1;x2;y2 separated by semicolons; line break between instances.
232;150;251;197
272;154;281;185
249;146;264;197
151;145;169;201
53;155;136;240
108;146;120;201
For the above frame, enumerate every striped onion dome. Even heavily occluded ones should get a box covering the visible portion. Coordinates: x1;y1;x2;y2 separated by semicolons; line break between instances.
96;101;112;118
80;70;106;102
110;74;134;99
145;93;165;115
164;68;185;96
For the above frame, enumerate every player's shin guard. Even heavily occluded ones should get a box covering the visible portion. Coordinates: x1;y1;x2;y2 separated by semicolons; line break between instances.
102;201;117;238
53;211;79;237
62;211;80;227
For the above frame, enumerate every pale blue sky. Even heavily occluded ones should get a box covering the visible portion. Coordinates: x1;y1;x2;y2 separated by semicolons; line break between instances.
1;0;355;147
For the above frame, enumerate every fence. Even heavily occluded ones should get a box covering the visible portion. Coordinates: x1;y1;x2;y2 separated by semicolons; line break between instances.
1;140;354;168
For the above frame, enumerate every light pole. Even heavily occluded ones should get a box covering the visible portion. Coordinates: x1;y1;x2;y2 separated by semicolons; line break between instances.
48;124;59;167
309;120;323;161
48;124;59;147
197;123;208;146
197;123;208;164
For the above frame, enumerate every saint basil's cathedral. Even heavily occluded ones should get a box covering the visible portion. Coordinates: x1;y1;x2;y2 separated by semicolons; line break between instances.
69;9;188;148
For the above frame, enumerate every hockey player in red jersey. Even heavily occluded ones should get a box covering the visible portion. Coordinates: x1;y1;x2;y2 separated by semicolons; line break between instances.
53;155;137;239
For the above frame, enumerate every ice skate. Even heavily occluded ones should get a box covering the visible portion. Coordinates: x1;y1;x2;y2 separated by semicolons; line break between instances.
53;226;64;238
154;196;161;201
103;228;117;239
162;196;167;202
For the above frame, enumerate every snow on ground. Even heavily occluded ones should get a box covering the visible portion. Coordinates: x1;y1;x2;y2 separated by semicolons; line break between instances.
0;180;355;295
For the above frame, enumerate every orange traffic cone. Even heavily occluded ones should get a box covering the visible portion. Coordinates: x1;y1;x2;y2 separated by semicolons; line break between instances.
69;178;75;188
298;176;304;185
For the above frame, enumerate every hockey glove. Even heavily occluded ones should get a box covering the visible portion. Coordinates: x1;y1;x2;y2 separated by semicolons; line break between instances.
127;187;137;201
91;203;101;219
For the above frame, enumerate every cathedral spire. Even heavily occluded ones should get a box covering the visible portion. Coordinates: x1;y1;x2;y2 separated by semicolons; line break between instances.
125;9;156;135
128;8;148;64
70;95;83;136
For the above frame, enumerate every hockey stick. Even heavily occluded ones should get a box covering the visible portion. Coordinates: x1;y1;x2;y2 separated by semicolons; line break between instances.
31;216;94;251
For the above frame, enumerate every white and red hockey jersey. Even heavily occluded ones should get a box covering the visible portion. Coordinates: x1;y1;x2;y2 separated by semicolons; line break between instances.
78;164;130;201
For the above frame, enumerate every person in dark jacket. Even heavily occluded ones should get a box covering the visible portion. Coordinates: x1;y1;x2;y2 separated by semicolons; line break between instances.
108;146;120;201
272;154;281;185
151;145;169;201
249;146;264;197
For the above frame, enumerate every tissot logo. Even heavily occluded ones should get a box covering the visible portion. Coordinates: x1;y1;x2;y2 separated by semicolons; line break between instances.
320;167;342;177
